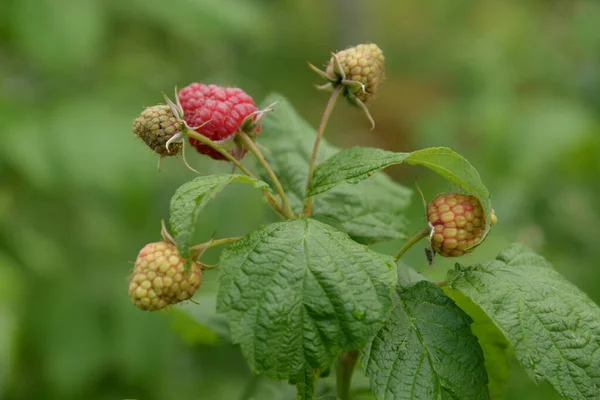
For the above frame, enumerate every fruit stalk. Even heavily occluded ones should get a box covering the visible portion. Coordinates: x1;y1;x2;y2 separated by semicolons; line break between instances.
394;227;431;262
185;130;287;218
303;85;343;216
237;133;294;219
189;236;243;253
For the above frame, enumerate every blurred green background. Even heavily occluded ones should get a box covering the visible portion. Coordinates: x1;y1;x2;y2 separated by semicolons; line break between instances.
1;0;599;399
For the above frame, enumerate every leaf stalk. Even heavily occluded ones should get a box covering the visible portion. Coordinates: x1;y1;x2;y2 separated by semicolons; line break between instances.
184;129;288;219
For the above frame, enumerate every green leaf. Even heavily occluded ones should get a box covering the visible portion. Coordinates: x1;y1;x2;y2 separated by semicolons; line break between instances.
397;261;428;289
363;281;490;400
307;147;409;197
169;174;269;259
447;244;600;400
444;289;511;400
307;146;492;243
310;179;411;244
295;367;317;400
217;218;397;385
258;94;411;244
173;292;231;343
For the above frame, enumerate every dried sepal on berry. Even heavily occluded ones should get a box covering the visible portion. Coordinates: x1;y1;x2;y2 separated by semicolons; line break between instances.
426;193;497;257
128;241;203;311
309;43;385;129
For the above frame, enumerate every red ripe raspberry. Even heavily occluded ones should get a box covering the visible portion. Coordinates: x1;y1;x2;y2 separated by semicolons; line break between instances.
427;193;497;257
178;83;259;160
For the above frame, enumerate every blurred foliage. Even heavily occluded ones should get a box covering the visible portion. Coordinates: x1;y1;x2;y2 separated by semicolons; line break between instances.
1;0;599;399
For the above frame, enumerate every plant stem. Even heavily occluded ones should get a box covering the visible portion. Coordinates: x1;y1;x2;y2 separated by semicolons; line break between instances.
185;130;255;177
189;236;243;253
238;133;295;219
336;350;358;400
394;227;431;262
184;129;287;218
303;85;343;216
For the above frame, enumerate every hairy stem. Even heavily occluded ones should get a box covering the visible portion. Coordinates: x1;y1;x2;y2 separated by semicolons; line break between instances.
185;130;255;177
336;350;358;400
189;236;243;253
394;227;431;262
237;133;295;219
184;129;287;218
303;85;343;216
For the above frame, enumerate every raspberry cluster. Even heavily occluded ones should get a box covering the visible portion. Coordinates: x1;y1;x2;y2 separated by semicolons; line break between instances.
178;83;259;160
132;105;183;156
129;241;202;311
427;193;497;257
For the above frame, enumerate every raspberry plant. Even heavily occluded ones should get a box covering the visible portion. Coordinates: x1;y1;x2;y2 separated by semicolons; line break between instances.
129;44;600;400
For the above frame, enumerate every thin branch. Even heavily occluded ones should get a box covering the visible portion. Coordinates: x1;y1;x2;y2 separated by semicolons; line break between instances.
184;129;287;219
189;236;243;253
303;85;343;216
394;227;431;262
185;130;255;177
238;132;295;219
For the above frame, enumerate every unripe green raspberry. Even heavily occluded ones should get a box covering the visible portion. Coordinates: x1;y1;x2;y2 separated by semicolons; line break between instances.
128;241;202;311
427;193;497;257
326;43;384;102
133;105;184;156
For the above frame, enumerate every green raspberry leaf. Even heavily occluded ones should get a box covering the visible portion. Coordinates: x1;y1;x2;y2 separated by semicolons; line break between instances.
363;280;490;400
217;218;397;385
174;292;231;343
307;147;409;197
169;174;269;260
294;367;317;400
258;94;411;244
396;261;428;289
307;146;492;243
444;289;511;399
447;244;600;400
